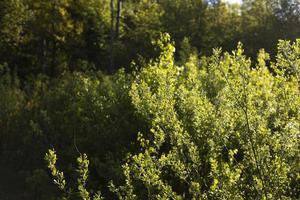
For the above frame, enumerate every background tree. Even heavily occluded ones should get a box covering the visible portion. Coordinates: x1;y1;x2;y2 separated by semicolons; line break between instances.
0;0;30;76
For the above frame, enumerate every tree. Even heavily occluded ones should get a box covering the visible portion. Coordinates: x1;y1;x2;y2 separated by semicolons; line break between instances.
202;1;242;53
270;0;300;41
0;0;30;73
160;0;207;53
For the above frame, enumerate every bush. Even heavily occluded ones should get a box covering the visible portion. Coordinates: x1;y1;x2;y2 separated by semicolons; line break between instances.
46;35;299;199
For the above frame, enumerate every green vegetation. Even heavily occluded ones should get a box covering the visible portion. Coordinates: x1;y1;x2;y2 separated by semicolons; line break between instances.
1;0;300;76
44;34;299;199
0;0;300;199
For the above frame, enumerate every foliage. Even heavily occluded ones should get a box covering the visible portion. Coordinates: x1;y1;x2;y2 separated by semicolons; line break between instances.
45;34;299;199
0;69;145;199
0;0;299;76
1;0;300;199
45;149;104;200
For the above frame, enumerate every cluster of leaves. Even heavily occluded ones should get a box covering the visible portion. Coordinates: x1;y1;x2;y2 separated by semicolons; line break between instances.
46;34;299;199
0;68;145;199
45;149;104;200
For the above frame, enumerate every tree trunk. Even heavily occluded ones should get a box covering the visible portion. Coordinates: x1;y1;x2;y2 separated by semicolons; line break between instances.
115;0;122;40
109;0;115;73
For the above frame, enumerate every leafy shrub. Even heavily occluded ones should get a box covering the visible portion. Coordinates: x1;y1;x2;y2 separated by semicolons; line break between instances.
1;69;145;199
47;35;299;199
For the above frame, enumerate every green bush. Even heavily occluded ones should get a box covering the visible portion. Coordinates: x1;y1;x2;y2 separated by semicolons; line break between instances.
1;69;146;199
46;34;299;199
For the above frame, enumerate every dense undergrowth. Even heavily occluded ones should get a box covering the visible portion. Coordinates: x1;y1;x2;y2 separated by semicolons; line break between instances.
1;34;299;199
